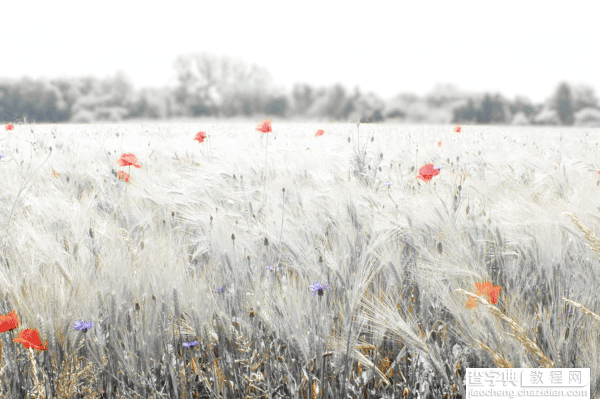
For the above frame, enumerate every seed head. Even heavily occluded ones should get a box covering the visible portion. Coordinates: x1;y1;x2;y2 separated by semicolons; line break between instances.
264;237;269;246
231;234;235;241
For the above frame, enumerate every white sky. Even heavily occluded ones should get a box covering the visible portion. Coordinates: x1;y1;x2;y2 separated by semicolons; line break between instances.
2;0;599;104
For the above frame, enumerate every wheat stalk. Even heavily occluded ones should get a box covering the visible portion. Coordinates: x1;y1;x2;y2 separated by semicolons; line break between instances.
563;211;600;258
27;348;45;399
476;340;514;368
455;289;554;368
562;297;600;323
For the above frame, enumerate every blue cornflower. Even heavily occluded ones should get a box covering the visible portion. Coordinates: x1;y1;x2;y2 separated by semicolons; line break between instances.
183;340;199;349
309;281;330;297
73;320;96;333
266;263;279;272
215;286;225;293
433;165;443;170
0;154;5;160
384;180;393;187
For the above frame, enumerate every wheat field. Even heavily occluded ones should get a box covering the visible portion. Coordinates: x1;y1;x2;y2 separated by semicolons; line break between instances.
0;120;599;398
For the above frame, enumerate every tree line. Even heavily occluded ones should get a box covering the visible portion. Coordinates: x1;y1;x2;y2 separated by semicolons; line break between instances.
1;52;599;126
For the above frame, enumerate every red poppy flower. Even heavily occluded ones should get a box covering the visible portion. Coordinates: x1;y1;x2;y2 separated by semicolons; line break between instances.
438;141;442;147
466;281;501;309
256;119;272;133
5;123;14;131
315;129;325;137
454;124;462;133
52;170;60;178
194;131;207;143
415;163;441;182
117;153;141;168
0;310;19;333
13;328;48;350
118;170;130;182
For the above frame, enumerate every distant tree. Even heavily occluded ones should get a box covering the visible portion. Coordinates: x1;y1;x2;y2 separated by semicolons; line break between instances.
509;96;536;118
264;94;288;117
452;98;477;123
574;107;600;127
350;90;385;122
291;83;315;116
71;108;95;123
129;87;173;119
533;108;561;125
384;93;417;120
425;83;465;108
68;72;135;122
173;52;222;116
306;84;352;120
491;94;509;124
0;80;21;121
551;82;575;125
511;111;530;126
571;83;599;112
478;94;493;124
476;93;508;124
173;52;276;118
0;78;71;123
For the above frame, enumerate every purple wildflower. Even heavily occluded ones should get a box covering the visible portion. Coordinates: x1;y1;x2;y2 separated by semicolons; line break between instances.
266;263;279;272
384;180;393;187
183;340;199;348
73;320;96;333
0;154;5;160
433;165;443;170
309;281;330;297
215;286;225;293
558;311;573;318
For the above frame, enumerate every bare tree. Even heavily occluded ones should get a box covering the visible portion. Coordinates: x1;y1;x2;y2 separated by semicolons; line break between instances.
173;52;275;117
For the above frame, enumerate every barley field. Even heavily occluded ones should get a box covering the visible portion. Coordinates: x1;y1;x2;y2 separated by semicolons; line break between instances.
0;120;599;398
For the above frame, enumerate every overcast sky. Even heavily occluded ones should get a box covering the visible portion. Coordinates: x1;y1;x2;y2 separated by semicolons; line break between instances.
2;0;598;103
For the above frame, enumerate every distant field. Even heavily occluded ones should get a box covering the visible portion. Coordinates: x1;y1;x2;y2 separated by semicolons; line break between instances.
0;121;599;398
